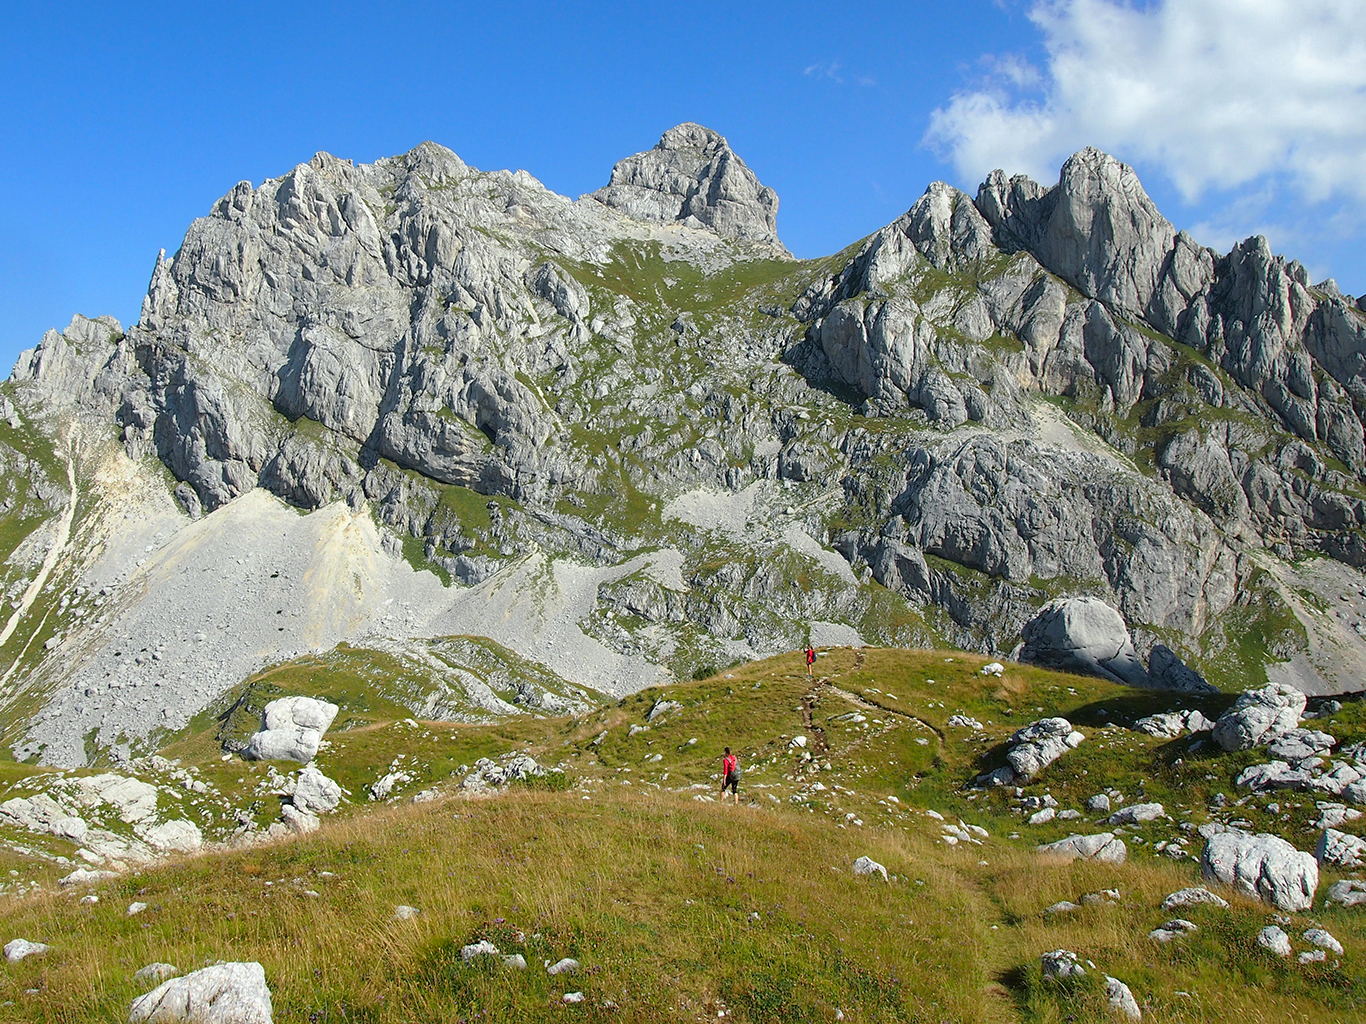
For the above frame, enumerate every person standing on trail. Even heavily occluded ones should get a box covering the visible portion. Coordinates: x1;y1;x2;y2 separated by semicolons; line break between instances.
720;746;740;804
805;644;816;678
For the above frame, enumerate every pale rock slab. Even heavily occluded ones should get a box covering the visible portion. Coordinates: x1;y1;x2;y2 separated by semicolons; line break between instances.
4;938;50;961
1037;832;1127;863
1212;684;1307;752
1160;887;1229;911
1105;976;1141;1019
128;961;272;1024
1316;828;1366;869
852;855;887;881
1256;925;1292;957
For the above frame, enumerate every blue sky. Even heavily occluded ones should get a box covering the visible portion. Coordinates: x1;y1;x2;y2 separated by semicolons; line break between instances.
3;1;1364;369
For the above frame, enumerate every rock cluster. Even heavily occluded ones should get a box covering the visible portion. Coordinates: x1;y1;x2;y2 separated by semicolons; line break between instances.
979;717;1084;786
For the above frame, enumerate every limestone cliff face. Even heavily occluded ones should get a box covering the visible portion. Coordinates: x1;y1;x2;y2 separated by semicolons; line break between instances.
6;130;1366;765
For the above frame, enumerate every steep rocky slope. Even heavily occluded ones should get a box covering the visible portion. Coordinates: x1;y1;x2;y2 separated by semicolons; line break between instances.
4;125;1366;766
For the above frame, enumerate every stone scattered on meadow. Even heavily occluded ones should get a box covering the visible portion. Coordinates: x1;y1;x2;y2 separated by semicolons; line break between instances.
563;992;585;1004
1299;949;1327;963
1316;828;1366;869
1105;976;1142;1019
1148;919;1197;942
1086;794;1111;813
1037;832;1127;864
1108;802;1163;825
290;766;342;814
1043;901;1080;916
461;940;498;960
1201;832;1317;911
501;954;527;969
3;938;50;962
852;856;887;881
1211;684;1306;752
127;902;148;916
1256;925;1292;957
1326;879;1366;907
394;905;421;921
1303;927;1343;955
1029;808;1056;825
548;957;580;976
1160;887;1229;911
128;961;272;1024
1040;949;1085;980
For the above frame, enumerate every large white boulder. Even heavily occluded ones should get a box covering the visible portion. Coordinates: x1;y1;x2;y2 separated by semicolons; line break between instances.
1002;718;1085;782
244;697;339;763
128;961;272;1024
1211;684;1306;752
1018;597;1148;686
1200;832;1317;911
4;938;50;961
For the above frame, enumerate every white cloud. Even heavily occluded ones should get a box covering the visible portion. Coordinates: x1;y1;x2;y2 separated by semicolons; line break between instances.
924;0;1366;202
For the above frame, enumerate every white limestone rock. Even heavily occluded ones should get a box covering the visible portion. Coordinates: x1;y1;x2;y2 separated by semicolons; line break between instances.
1267;728;1337;762
1326;879;1366;907
1148;919;1197;942
1105;976;1141;1019
1004;717;1084;781
1108;802;1164;825
1256;925;1292;957
1040;949;1085;980
1200;832;1317;911
1160;887;1229;911
1303;927;1343;955
1316;827;1366;869
279;803;319;834
4;938;50;961
1212;684;1307;752
1037;832;1127;864
290;766;342;814
547;957;580;976
852;855;887;881
1018;598;1148;686
128;961;272;1024
461;940;498;960
244;697;339;763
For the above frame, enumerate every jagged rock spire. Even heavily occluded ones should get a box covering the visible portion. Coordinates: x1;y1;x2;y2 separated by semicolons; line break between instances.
588;123;785;251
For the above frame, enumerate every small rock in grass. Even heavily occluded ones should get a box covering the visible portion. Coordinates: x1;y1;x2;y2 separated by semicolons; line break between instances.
134;964;180;986
1161;887;1229;911
393;905;421;921
1298;949;1327;964
1257;925;1292;957
1029;808;1056;825
1043;901;1080;916
80;894;99;905
1303;927;1343;955
1040;949;1085;980
1086;794;1111;813
563;991;585;1004
1326;879;1366;907
1105;976;1141;1019
1037;832;1126;864
1108;803;1163;825
1149;919;1197;942
461;940;499;960
128;902;148;916
501;954;527;969
1057;809;1081;820
1316;828;1366;870
547;957;580;975
3;939;50;962
852;856;887;881
128;961;271;1024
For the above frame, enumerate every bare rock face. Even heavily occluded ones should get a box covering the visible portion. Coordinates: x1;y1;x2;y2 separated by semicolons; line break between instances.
1019;597;1149;686
589;123;783;250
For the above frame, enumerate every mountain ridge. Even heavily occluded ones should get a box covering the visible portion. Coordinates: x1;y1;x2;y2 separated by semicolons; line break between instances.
2;125;1366;767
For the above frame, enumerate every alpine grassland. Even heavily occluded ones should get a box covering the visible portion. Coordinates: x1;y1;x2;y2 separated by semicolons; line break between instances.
0;648;1363;1022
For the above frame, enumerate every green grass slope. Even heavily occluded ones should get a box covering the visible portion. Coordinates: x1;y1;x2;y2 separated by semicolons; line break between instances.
0;647;1363;1022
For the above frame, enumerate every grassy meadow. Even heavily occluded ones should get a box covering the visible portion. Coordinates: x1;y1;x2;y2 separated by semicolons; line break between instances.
0;646;1363;1022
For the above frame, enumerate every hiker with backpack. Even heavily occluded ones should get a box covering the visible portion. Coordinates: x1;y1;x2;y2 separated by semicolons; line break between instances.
805;643;816;677
720;746;741;804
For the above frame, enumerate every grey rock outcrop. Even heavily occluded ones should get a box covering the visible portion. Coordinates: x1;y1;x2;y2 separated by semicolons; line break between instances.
1107;802;1163;825
1257;925;1292;957
1104;975;1141;1019
1040;949;1086;980
4;938;50;962
1018;598;1148;686
852;855;888;881
1160;887;1229;911
1004;717;1085;781
128;961;272;1024
589;124;783;250
1327;879;1366;907
289;765;342;814
1212;684;1307;752
1200;831;1317;911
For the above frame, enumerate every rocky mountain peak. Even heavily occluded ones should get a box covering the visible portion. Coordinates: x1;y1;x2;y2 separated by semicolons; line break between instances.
588;123;785;251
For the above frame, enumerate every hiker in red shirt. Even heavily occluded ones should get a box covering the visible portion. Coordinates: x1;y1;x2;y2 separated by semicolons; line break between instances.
805;644;816;677
720;746;740;805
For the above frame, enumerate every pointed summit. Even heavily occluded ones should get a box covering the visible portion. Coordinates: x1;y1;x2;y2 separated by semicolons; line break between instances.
589;123;785;251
